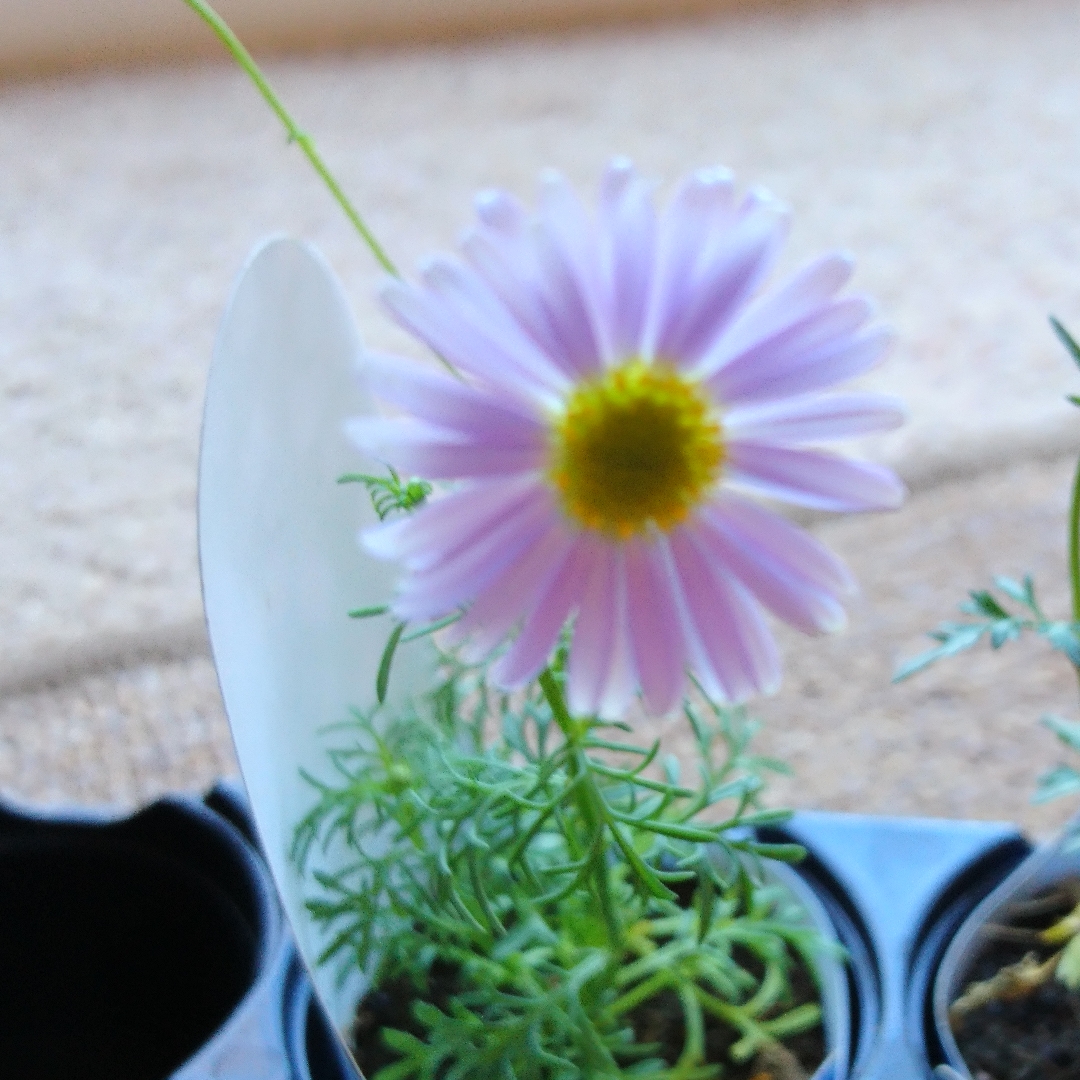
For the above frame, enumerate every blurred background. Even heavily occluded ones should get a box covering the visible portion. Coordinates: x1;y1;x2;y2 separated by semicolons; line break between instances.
1;0;1079;834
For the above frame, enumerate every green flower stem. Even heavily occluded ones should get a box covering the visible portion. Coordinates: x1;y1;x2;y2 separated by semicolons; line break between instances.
537;667;623;951
1068;452;1080;698
1071;453;1080;629
180;0;399;278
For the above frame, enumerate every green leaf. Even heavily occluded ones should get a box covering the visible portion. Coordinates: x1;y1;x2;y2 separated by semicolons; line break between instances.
762;1003;823;1038
400;611;462;643
1041;713;1080;753
1043;622;1080;666
965;590;1010;620
733;841;806;862
380;1027;428;1055
1058;933;1080;990
1051;315;1080;371
893;624;986;681
1034;764;1080;804
993;576;1031;607
376;621;407;703
348;604;389;619
989;619;1022;648
736;808;793;828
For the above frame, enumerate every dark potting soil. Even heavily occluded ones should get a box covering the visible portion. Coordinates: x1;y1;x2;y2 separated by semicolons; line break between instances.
952;883;1080;1080
351;951;824;1080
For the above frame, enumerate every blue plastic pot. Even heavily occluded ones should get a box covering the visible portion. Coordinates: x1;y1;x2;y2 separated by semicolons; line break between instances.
761;811;1031;1080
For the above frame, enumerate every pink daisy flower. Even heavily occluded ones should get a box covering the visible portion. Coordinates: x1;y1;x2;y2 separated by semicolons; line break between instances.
349;160;904;718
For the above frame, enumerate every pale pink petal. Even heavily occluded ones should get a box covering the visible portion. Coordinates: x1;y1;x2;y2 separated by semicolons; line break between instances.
460;224;566;362
530;170;609;375
361;476;539;569
418;258;573;400
565;541;620;716
726;442;906;511
473;187;530;235
641;168;737;360
347;417;545;479
596;608;638;720
623;536;687;714
708;324;890;406
443;521;576;662
711;294;874;381
715;252;856;360
364;353;545;443
380;278;567;404
667;528;781;700
691;511;846;634
491;536;596;688
598;158;656;359
724;393;906;444
658;205;788;369
708;494;855;595
392;489;556;620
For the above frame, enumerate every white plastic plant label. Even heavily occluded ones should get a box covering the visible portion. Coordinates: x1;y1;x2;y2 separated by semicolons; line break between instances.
198;237;433;1035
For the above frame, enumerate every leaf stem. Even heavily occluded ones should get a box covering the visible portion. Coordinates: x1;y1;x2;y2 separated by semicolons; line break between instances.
180;0;399;278
1071;453;1080;629
537;668;623;950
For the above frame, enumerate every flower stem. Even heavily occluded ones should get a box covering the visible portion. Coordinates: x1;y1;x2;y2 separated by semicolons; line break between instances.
1071;453;1080;629
180;0;399;278
537;668;623;951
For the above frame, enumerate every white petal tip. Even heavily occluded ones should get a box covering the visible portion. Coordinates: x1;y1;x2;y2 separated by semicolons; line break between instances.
695;166;735;188
473;189;520;231
883;478;908;509
832;249;857;273
539;167;566;189
744;185;790;217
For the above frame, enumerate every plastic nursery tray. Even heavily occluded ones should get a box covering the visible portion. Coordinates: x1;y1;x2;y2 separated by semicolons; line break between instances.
761;811;1032;1080
0;784;1034;1080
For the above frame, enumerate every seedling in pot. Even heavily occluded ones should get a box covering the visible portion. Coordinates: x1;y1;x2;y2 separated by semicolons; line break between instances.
900;322;1080;1080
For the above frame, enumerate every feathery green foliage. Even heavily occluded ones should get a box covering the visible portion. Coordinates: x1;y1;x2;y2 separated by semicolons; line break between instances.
294;653;827;1079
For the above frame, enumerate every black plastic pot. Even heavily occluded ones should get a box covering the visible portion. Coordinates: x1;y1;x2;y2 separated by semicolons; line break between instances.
0;780;297;1080
284;960;362;1080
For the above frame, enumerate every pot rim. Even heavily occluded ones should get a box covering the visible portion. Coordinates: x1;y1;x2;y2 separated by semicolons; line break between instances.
931;814;1080;1079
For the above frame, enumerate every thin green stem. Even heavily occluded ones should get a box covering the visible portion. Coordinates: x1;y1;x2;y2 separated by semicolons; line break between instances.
537;668;623;950
1071;453;1080;628
181;0;399;278
1065;453;1080;698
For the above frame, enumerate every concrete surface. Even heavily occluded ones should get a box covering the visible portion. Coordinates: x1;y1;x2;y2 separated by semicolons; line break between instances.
2;0;1080;836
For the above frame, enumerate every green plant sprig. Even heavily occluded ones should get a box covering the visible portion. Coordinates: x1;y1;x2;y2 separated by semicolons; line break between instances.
294;656;819;1079
892;574;1080;683
895;318;1080;808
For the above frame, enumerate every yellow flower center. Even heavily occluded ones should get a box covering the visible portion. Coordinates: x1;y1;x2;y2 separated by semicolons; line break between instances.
549;360;724;539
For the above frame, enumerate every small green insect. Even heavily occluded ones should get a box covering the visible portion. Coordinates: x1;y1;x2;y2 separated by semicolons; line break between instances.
338;467;432;521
